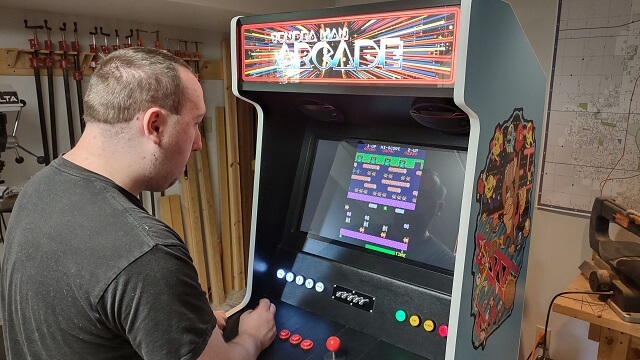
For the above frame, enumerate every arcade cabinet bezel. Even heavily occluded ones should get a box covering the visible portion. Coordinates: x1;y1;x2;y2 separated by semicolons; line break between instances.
279;121;468;296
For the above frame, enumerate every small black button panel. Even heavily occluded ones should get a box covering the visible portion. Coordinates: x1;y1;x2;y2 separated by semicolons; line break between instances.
332;285;375;312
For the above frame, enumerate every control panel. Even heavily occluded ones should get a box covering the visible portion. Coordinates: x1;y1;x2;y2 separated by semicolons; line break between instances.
273;252;451;359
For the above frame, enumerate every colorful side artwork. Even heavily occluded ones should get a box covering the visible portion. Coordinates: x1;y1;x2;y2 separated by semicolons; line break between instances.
471;108;536;350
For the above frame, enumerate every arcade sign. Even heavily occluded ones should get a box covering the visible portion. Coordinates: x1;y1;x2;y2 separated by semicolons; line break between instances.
240;7;459;86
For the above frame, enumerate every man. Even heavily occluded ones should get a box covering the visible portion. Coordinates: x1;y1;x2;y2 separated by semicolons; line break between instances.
405;168;456;271
1;48;275;359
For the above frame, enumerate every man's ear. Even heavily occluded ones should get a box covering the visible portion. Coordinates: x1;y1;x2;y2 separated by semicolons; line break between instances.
142;107;168;145
437;201;445;216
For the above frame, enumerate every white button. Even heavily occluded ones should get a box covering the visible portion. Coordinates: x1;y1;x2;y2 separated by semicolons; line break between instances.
315;282;325;292
276;269;286;279
285;272;295;282
305;278;315;289
295;275;305;286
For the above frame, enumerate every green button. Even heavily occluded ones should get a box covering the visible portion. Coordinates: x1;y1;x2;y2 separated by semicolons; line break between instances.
395;309;407;322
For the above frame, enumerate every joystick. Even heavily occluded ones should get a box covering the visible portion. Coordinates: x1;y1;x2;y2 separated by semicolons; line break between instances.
323;336;345;360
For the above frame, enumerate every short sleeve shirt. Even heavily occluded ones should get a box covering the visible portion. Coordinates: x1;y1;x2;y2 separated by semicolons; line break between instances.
1;157;215;360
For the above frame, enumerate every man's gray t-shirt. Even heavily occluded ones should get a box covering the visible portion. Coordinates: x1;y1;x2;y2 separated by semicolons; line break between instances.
1;157;215;359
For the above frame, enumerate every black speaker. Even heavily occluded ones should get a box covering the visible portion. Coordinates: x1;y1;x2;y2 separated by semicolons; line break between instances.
410;100;469;135
298;98;343;122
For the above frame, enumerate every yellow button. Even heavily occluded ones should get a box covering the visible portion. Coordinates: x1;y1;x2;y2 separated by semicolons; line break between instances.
409;315;421;327
423;319;436;332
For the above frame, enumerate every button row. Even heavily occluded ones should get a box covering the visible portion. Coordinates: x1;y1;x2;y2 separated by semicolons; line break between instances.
278;329;314;351
276;269;325;293
394;309;447;338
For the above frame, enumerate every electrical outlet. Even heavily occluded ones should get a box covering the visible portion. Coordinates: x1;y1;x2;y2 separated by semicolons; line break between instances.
536;325;551;349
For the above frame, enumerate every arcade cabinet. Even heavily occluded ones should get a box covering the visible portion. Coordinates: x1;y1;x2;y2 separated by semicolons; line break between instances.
225;0;546;359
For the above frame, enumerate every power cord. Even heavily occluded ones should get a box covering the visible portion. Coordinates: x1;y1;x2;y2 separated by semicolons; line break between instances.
526;331;545;360
535;290;613;360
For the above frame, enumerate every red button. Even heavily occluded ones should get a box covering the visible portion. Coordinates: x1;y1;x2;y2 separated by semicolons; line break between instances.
278;329;291;340
289;334;302;345
300;339;314;350
438;324;449;338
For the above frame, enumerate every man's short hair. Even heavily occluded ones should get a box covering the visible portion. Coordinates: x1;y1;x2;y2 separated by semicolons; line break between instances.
83;47;191;125
425;168;447;201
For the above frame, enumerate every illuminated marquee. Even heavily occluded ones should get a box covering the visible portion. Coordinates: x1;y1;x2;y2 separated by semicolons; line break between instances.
241;7;459;85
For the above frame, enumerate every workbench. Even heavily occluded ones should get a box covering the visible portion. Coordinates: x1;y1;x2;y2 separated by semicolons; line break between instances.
552;275;640;360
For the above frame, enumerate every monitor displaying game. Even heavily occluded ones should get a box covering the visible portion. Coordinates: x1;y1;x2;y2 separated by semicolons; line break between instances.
300;139;466;273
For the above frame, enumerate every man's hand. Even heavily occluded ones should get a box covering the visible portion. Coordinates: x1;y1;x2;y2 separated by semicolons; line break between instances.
198;299;277;359
214;310;228;330
238;298;276;351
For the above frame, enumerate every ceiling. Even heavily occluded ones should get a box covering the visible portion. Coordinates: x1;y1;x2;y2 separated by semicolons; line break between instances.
0;0;338;33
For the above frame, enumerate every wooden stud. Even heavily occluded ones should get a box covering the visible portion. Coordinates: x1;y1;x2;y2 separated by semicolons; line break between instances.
159;194;186;241
159;196;173;228
216;106;234;294
597;327;632;360
196;131;226;305
589;324;603;342
222;39;246;291
631;337;640;359
179;156;209;294
236;99;256;268
169;195;186;240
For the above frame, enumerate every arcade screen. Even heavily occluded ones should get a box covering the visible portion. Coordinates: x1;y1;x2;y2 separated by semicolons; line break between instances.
300;139;466;272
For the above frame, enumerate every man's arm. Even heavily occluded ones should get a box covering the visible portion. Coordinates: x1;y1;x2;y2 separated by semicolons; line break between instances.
199;299;276;360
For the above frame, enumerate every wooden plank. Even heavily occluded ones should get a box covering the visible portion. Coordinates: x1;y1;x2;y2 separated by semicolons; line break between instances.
0;48;219;78
236;99;256;268
160;194;187;241
216;106;233;294
169;195;186;240
0;48;94;76
222;39;246;291
159;196;173;228
552;275;640;338
589;324;603;342
179;173;195;267
196;130;225;305
631;337;640;360
199;59;223;80
597;327;632;360
179;156;209;294
0;49;31;76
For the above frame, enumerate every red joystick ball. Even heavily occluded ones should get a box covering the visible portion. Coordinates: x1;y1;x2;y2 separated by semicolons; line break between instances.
323;336;345;360
326;336;340;352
